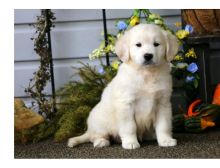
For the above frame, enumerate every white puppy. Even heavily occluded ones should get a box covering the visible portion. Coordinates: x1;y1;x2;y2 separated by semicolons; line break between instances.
68;24;179;149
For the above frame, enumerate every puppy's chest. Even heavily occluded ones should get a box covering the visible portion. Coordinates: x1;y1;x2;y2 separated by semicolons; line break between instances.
136;77;166;98
133;76;165;121
134;97;157;132
133;81;161;116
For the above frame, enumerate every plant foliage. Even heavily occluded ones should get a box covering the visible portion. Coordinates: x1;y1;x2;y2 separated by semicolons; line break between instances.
25;9;56;119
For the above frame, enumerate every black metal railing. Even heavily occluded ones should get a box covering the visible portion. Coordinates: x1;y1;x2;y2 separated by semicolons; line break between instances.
102;9;110;66
45;9;57;114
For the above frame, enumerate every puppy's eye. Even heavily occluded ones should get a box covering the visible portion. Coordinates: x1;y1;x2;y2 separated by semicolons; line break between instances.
136;43;142;47
153;42;160;47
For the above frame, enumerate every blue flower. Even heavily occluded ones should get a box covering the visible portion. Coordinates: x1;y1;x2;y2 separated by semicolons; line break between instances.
186;76;195;83
187;62;198;73
98;67;105;74
185;24;194;34
117;21;127;31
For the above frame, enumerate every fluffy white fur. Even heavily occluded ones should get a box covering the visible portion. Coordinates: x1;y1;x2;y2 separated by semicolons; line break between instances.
68;24;179;149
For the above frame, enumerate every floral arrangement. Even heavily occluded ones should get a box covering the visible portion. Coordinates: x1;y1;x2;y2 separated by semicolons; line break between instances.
89;9;199;103
172;23;199;102
89;9;172;62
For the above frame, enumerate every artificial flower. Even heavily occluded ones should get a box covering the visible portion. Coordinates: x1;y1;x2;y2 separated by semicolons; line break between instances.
89;49;101;60
187;62;198;73
175;22;182;27
98;67;105;74
185;48;197;59
130;16;140;26
89;45;107;60
176;30;189;40
117;21;128;31
148;13;161;20
105;44;115;53
174;55;184;61
154;19;163;25
186;76;195;83
111;60;120;70
117;32;123;39
176;63;188;69
185;24;194;34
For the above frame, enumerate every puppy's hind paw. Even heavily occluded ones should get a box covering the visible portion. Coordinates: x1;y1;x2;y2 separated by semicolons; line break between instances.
67;138;78;148
158;138;177;147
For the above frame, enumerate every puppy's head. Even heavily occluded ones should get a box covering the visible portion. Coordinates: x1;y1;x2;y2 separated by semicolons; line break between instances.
115;24;179;67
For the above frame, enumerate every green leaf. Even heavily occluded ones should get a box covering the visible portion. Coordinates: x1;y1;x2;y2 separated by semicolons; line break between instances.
99;41;105;49
193;79;198;88
195;73;200;79
133;9;140;16
141;9;150;15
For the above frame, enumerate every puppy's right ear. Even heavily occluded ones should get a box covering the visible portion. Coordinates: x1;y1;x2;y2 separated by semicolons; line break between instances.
162;30;179;62
115;32;130;62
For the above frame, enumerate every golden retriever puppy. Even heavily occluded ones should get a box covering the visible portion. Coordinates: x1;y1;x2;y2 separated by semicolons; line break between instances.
67;24;179;149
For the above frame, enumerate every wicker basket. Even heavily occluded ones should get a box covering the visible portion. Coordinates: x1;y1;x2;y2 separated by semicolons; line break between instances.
182;9;220;35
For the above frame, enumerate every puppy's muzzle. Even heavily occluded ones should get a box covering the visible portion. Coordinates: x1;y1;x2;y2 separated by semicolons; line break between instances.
144;53;153;65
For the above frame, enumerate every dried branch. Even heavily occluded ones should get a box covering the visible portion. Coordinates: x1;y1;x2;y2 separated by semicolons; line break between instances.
25;9;56;119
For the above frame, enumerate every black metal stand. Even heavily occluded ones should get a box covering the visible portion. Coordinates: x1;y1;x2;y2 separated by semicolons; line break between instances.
187;35;220;103
102;9;110;66
45;9;57;113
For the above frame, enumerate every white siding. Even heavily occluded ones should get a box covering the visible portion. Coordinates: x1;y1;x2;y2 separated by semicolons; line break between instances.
14;9;181;98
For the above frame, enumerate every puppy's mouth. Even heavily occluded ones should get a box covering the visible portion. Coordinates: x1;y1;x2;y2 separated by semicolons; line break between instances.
143;60;156;66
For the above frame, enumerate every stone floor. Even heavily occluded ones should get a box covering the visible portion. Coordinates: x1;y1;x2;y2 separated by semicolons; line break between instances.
15;128;220;159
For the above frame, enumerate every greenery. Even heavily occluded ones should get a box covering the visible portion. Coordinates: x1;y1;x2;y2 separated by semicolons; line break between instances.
54;63;116;142
16;63;116;143
24;9;56;119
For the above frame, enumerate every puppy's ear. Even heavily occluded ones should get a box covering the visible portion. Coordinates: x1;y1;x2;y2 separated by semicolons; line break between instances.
163;30;179;62
115;32;130;62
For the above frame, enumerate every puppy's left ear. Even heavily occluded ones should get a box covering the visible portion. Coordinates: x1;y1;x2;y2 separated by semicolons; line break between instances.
115;31;130;63
163;30;179;62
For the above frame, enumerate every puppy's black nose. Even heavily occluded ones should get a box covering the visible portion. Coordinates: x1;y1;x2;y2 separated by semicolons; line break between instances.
144;53;153;61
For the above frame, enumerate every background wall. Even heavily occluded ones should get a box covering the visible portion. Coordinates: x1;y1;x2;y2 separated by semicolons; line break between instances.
14;9;183;109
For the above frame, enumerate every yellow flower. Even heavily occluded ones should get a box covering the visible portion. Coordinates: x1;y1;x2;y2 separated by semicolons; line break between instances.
111;60;120;70
185;48;197;58
176;30;189;40
174;55;184;61
175;22;182;27
130;16;140;26
105;44;114;53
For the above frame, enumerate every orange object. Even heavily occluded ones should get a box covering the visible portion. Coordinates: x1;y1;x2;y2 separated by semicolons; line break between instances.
212;83;220;105
187;99;202;117
201;118;215;129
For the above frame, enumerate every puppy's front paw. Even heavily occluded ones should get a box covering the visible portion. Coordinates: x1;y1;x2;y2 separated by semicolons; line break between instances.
122;141;140;149
93;138;110;148
158;138;177;147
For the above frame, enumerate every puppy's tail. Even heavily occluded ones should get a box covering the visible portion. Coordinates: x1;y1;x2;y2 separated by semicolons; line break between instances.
67;132;90;147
